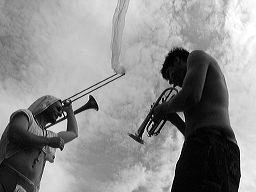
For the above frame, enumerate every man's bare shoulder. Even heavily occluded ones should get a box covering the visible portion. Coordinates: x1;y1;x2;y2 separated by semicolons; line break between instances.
8;112;30;139
188;50;210;60
188;50;219;67
186;50;211;69
9;112;30;129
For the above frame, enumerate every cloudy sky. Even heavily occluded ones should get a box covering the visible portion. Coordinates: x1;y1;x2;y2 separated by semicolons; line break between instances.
0;0;255;191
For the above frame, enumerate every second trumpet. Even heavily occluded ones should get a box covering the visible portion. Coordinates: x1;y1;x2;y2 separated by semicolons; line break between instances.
128;87;178;144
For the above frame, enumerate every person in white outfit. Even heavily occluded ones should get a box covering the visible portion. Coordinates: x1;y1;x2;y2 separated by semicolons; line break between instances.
0;95;78;192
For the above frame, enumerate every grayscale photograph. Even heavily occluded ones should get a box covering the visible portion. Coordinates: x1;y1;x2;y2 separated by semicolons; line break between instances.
0;0;254;192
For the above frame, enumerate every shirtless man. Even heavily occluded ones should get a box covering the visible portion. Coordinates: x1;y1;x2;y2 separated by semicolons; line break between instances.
152;47;241;192
0;95;78;192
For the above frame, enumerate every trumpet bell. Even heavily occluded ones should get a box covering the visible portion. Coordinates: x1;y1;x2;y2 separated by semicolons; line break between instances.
128;133;144;144
88;95;99;111
74;95;99;114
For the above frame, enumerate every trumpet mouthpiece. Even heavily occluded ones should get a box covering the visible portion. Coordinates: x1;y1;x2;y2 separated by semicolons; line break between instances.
128;133;144;144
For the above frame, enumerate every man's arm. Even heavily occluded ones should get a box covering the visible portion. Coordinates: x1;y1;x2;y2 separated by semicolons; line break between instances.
57;103;78;144
166;113;186;136
154;50;210;116
8;112;63;150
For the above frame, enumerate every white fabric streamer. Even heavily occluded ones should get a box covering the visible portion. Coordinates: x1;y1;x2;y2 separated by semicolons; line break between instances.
111;0;130;74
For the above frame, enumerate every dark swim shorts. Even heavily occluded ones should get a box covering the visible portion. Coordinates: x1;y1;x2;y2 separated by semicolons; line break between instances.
171;127;241;192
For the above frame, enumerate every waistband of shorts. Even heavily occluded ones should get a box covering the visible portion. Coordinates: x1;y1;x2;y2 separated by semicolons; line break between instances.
187;126;238;146
0;162;38;192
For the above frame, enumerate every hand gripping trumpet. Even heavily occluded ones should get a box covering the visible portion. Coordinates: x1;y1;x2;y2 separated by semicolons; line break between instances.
128;87;178;144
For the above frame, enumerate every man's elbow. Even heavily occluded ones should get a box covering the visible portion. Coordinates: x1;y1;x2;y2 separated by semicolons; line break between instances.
69;132;78;139
72;131;78;139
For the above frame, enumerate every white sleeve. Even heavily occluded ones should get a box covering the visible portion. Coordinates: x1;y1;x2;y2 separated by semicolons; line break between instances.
43;130;58;163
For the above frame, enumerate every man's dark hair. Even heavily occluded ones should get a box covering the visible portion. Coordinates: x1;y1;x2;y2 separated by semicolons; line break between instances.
161;47;190;80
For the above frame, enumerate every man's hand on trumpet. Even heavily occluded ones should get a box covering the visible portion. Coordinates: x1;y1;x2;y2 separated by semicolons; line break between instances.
152;102;186;135
62;99;73;116
151;102;168;123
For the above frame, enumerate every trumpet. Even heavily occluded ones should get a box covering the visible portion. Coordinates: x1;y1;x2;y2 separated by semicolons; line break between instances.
46;73;124;128
45;95;99;128
128;87;178;144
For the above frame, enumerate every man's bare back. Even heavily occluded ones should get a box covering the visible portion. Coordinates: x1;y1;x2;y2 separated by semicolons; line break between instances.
184;52;236;143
